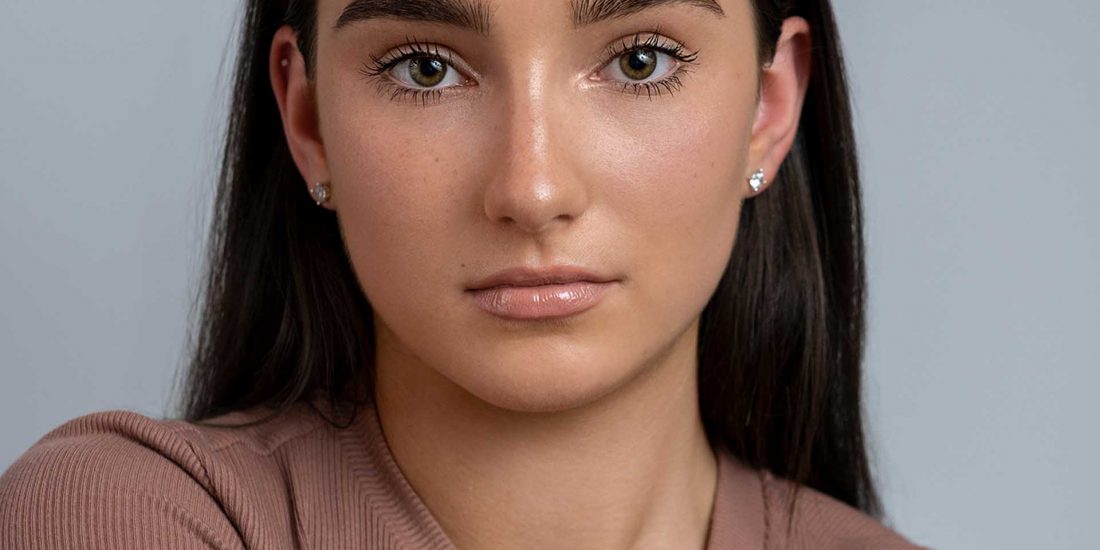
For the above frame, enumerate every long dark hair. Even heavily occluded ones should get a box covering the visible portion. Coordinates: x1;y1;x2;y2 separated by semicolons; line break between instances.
181;0;880;519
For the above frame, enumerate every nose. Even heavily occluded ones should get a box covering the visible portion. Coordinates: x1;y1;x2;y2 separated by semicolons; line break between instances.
480;79;590;235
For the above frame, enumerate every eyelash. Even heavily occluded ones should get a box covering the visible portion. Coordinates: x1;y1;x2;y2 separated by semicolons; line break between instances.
357;30;701;106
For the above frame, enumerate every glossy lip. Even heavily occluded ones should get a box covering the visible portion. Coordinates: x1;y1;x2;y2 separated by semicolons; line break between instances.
466;266;619;321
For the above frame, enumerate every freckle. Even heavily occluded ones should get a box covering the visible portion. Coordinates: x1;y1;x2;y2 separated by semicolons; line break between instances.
461;263;467;268
434;157;440;164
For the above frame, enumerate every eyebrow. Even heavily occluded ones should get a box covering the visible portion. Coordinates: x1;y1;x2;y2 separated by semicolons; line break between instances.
571;0;725;27
336;0;494;34
334;0;726;35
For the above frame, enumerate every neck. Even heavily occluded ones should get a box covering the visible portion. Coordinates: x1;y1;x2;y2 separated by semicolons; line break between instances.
372;321;719;550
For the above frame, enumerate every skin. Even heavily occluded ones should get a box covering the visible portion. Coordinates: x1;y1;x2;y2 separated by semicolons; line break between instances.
271;1;810;547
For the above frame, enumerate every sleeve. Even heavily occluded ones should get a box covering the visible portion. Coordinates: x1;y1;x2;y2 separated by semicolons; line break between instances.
0;411;246;550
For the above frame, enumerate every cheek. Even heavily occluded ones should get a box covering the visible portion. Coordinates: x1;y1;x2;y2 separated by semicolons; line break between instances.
578;92;755;300
319;96;486;316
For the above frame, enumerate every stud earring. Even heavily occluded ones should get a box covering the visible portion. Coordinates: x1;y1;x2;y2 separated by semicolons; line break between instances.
748;169;767;194
280;58;289;68
310;182;332;206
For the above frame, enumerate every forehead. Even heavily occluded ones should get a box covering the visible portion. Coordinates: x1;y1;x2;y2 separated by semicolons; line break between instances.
321;0;729;36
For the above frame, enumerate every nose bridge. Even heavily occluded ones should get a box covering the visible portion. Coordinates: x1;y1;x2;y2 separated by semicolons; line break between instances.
481;62;588;234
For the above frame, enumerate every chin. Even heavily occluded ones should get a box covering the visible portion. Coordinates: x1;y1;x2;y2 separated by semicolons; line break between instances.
444;346;643;414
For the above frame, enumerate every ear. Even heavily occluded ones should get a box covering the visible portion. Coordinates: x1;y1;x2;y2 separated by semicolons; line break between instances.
746;17;812;196
270;26;333;209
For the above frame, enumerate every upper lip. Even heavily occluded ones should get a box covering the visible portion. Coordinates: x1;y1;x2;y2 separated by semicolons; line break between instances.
467;266;617;290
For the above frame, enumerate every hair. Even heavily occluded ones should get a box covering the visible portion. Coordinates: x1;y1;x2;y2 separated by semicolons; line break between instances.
180;0;881;521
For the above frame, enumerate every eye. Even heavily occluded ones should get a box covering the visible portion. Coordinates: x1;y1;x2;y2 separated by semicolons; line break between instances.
601;47;676;84
359;38;474;104
390;55;464;89
591;31;700;98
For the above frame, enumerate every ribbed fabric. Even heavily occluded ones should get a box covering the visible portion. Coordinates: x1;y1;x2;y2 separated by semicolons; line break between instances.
0;398;925;549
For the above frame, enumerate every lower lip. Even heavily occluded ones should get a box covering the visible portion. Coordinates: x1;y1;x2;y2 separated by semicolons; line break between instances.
468;281;614;321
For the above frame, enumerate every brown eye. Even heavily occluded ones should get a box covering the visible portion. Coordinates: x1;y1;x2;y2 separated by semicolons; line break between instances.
407;57;448;87
619;49;658;80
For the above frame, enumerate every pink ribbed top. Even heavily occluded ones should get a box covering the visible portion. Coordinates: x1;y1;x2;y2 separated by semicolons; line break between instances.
0;399;924;548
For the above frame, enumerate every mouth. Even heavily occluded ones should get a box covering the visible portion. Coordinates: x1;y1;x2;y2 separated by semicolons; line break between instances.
465;266;619;321
466;266;617;290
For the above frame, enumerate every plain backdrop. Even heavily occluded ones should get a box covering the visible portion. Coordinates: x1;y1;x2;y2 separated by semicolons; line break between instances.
2;2;1097;548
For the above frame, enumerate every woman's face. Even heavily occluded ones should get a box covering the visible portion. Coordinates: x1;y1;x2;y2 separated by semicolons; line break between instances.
278;0;800;412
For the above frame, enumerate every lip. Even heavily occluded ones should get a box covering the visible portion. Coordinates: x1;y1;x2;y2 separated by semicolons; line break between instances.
466;266;618;321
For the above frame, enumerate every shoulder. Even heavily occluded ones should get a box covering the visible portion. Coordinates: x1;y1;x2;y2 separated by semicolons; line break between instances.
760;471;929;550
0;405;328;549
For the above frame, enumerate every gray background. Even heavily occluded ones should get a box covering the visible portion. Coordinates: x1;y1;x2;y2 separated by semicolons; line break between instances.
2;2;1097;548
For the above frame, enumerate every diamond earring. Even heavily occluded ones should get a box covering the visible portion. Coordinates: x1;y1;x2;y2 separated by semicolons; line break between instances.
310;182;332;206
747;169;767;194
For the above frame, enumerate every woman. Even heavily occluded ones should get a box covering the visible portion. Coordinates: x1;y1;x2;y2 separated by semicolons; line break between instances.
0;0;925;548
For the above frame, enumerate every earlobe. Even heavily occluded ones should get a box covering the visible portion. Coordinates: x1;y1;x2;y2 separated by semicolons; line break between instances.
746;17;813;196
270;26;333;207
